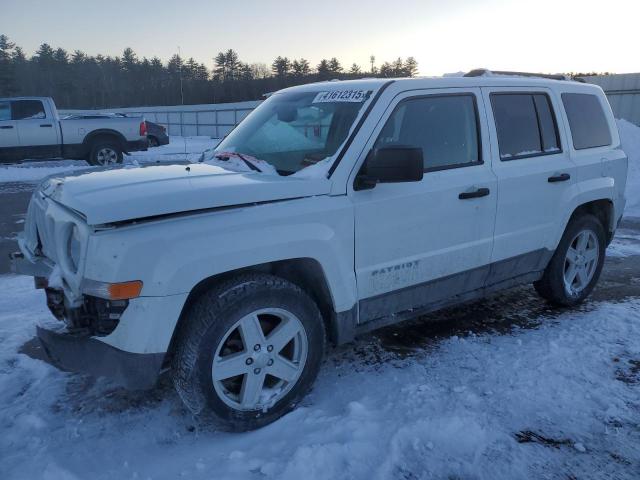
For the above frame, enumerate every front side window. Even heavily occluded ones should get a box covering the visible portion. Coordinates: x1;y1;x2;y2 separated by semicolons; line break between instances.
214;89;373;174
12;100;46;120
0;102;10;121
561;93;612;150
491;93;561;160
374;94;481;171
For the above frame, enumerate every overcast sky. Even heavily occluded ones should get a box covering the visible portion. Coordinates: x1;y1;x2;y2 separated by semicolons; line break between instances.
1;0;638;75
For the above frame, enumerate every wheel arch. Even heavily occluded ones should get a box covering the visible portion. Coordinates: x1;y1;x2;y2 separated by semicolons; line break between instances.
567;198;614;244
83;129;127;154
164;258;341;366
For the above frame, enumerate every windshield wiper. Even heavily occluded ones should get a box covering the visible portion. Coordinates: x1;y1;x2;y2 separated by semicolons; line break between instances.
213;152;263;173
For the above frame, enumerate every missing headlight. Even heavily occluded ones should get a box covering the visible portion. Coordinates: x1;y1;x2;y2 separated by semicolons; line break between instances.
67;225;81;272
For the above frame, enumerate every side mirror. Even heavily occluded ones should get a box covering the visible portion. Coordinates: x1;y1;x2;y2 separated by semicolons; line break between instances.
355;146;424;190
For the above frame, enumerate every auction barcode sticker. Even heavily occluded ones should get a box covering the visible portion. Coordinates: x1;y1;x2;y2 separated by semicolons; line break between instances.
312;90;370;103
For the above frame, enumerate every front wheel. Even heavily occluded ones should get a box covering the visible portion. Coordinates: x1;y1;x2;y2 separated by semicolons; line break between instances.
534;214;606;306
172;274;325;431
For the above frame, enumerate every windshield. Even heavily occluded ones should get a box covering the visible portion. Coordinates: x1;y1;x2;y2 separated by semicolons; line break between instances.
214;89;373;175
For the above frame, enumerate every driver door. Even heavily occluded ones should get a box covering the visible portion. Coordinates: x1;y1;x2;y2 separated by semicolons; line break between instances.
350;88;497;323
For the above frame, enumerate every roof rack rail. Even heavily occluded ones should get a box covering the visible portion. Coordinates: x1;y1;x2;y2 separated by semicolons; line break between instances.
464;69;585;83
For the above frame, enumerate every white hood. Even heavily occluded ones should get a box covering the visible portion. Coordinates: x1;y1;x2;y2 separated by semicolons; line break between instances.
39;163;331;225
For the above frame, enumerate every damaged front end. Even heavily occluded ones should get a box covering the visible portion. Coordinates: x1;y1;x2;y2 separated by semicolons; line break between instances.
40;277;128;337
9;188;164;390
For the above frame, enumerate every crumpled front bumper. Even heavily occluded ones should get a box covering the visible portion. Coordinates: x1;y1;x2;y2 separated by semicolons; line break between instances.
36;326;165;390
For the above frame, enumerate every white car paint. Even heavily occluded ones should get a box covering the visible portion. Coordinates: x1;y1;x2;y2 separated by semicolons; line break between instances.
41;162;332;225
14;76;628;361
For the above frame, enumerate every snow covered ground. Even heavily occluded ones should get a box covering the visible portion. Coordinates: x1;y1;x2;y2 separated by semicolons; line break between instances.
1;272;639;479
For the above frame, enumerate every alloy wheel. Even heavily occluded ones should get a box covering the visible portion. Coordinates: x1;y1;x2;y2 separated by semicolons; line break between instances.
96;147;118;165
563;229;599;297
212;308;308;411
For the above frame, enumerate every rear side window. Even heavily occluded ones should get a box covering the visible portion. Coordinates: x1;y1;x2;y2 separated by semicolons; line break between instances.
561;93;612;150
491;93;560;160
11;100;46;120
374;94;481;171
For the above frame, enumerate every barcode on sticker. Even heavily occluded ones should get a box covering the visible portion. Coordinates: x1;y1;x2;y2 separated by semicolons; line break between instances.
312;90;369;103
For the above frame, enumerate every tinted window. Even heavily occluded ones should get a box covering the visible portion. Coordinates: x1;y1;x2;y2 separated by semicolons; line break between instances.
562;93;612;150
491;93;561;160
11;100;46;120
0;102;10;121
534;94;560;152
374;95;480;170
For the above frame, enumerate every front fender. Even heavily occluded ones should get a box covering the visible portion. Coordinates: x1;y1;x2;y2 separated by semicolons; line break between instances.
84;196;357;312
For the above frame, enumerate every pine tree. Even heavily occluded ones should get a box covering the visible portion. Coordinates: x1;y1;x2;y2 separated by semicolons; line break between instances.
224;49;240;80
271;56;291;77
122;48;137;72
379;62;393;77
392;57;404;76
297;58;310;76
316;59;330;80
0;34;16;95
403;57;418;77
0;35;422;108
328;57;342;74
213;51;227;81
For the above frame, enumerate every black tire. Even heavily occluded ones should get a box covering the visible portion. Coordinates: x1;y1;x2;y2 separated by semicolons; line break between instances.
172;273;326;431
147;136;159;148
88;140;123;166
534;214;606;306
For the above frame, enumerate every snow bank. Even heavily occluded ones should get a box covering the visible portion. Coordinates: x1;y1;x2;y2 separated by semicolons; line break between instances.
617;119;640;217
1;273;639;479
0;161;92;183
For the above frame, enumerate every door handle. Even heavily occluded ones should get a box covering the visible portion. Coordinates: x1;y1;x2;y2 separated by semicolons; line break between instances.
548;173;570;183
459;187;490;200
40;124;53;128
0;125;13;129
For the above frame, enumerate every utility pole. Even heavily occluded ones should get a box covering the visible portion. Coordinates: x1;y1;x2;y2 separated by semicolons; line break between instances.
178;46;184;105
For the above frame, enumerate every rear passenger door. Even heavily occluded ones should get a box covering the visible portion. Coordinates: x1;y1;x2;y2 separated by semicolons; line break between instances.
482;88;575;285
12;99;60;159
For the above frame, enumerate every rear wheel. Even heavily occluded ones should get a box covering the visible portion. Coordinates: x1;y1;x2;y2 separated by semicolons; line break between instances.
534;214;606;306
172;273;325;431
89;141;123;166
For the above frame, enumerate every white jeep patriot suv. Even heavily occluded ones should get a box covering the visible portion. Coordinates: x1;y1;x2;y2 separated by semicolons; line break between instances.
11;70;628;431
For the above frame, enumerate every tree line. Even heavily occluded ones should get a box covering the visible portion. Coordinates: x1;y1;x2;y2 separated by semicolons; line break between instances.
0;35;419;109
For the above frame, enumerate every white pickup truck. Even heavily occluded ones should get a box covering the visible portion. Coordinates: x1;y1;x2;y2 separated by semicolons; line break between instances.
11;72;628;431
0;97;148;165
